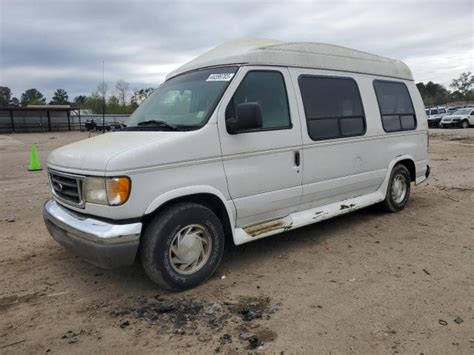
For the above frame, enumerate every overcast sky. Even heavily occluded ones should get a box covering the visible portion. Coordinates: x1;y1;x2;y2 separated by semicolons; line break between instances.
1;0;473;100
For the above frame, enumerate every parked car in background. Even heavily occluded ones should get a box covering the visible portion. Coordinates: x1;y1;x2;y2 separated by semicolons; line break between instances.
446;106;462;115
441;108;474;128
84;119;97;131
110;122;126;131
425;107;446;128
85;119;126;132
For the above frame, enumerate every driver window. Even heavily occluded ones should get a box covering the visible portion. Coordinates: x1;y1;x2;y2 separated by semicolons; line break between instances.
226;71;291;130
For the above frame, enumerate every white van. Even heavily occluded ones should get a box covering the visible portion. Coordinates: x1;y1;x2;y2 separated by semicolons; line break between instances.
43;39;430;290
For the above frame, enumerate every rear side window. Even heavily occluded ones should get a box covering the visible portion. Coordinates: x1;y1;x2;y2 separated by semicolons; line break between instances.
373;80;416;132
299;76;366;141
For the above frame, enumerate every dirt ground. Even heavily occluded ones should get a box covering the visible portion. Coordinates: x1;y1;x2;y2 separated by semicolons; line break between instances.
1;129;473;354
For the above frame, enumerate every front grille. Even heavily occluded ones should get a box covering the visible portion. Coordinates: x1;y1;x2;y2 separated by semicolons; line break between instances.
49;170;84;207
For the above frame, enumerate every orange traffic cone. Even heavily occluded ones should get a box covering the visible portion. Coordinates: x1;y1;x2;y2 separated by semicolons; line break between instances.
28;145;42;171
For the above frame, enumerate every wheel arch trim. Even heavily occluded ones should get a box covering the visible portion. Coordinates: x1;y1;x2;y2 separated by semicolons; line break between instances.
144;185;237;241
379;154;416;194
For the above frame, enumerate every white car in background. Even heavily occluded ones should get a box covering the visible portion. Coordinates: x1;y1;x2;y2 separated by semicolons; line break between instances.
425;107;446;128
441;108;474;128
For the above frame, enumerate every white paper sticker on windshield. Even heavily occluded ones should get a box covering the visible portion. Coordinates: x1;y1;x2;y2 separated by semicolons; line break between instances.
206;73;234;82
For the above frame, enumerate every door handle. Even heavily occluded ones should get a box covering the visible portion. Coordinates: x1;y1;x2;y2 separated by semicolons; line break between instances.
294;151;300;167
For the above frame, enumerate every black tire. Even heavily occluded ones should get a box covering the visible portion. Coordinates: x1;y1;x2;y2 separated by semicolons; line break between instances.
140;202;225;291
460;120;469;129
382;164;411;212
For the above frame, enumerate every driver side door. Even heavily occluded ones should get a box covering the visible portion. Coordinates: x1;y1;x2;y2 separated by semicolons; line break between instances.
217;67;303;227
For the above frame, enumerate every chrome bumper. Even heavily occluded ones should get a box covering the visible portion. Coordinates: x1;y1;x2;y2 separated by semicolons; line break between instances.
43;199;142;268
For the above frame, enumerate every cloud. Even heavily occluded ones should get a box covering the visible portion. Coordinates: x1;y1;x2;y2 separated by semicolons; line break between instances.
1;0;472;99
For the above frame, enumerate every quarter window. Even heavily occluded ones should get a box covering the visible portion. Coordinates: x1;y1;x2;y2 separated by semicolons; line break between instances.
226;71;291;131
298;76;366;141
373;80;416;132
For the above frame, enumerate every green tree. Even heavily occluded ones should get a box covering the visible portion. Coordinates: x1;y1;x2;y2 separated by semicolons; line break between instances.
49;88;69;105
84;92;104;114
0;86;12;106
416;81;448;106
131;87;154;108
107;95;120;113
73;95;87;106
10;97;20;107
21;88;46;106
450;72;474;100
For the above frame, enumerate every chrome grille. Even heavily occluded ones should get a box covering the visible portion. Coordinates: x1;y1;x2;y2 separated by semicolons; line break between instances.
49;170;84;207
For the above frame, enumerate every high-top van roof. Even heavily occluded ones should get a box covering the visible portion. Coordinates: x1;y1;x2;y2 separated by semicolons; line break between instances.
167;38;413;81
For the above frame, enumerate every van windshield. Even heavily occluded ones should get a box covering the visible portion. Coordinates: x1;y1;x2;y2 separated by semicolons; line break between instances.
126;66;238;131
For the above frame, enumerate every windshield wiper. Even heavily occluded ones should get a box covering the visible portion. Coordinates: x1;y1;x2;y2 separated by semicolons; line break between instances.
136;120;178;130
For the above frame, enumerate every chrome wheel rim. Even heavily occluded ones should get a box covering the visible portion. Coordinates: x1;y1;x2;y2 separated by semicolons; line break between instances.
169;224;212;275
391;174;407;204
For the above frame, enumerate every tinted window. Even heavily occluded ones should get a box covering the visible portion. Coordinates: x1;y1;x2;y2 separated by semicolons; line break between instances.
401;115;416;129
299;76;366;141
374;80;416;132
382;115;401;131
431;109;438;115
226;71;290;130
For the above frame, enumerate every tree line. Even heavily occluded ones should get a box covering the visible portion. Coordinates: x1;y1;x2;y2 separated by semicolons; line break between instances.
0;79;155;114
417;72;474;107
1;72;472;113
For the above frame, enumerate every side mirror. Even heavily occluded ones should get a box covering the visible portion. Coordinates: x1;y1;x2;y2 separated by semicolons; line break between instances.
227;102;263;134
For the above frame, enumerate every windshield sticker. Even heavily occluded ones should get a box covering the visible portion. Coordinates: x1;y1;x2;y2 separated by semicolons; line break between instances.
206;73;234;82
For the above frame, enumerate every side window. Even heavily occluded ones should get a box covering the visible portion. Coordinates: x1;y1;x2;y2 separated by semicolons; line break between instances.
373;80;416;132
298;76;366;141
226;71;291;131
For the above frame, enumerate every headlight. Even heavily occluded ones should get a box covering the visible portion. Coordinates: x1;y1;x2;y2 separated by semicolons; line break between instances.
84;176;131;206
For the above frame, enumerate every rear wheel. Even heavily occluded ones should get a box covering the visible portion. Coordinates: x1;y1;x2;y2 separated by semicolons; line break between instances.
382;164;411;212
460;120;469;129
140;202;225;290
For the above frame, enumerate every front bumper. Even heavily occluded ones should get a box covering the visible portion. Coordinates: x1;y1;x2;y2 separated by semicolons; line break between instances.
43;199;142;268
428;118;441;127
441;120;460;127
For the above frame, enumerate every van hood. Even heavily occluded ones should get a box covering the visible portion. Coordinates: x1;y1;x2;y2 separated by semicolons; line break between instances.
47;132;181;174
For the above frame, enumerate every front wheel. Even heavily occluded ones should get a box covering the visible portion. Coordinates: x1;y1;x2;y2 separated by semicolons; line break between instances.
382;164;411;212
460;120;469;129
140;202;225;290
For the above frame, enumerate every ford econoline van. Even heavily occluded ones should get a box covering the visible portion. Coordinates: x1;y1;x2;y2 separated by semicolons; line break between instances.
43;39;430;290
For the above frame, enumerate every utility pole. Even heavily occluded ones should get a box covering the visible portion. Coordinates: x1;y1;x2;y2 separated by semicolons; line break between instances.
102;60;106;133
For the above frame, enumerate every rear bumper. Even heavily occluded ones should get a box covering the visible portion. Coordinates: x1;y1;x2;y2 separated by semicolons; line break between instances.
43;199;142;268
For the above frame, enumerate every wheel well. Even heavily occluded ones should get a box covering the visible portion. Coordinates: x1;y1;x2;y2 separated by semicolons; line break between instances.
144;193;234;245
397;159;416;182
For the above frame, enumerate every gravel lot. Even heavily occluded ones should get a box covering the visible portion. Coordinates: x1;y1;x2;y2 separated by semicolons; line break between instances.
1;129;473;353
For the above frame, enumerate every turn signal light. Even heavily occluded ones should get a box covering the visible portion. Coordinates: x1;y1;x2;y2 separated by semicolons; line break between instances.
106;177;131;206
